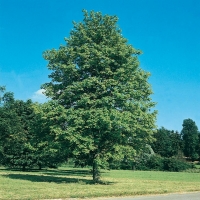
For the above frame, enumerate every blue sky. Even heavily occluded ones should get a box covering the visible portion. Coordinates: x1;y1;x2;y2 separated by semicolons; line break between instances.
0;0;200;132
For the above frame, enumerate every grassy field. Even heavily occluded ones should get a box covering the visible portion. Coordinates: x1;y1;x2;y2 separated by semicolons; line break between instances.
1;166;200;200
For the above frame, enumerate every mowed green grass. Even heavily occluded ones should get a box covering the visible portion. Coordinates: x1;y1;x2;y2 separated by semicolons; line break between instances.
1;166;200;200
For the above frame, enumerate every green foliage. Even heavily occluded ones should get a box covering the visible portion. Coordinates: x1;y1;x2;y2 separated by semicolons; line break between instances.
181;119;199;161
42;10;157;181
135;155;193;172
31;101;69;169
162;157;193;172
142;155;164;171
0;93;36;170
152;127;182;157
0;88;67;170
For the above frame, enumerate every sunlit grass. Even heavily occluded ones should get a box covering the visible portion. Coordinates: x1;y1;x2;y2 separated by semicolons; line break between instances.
1;166;200;199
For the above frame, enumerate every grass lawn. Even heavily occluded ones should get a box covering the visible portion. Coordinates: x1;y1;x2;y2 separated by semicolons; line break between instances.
1;166;200;199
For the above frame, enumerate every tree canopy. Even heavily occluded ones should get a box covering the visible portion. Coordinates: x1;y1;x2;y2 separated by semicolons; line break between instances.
0;91;35;170
0;88;67;170
42;10;157;182
181;118;199;161
152;127;182;158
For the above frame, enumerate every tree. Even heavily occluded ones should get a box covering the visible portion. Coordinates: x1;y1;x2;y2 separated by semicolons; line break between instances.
181;119;199;161
152;127;182;158
0;93;36;170
170;130;183;157
0;88;69;170
42;10;157;182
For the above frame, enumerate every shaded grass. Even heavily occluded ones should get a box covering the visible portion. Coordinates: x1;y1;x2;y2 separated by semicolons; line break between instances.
2;173;93;184
1;167;200;199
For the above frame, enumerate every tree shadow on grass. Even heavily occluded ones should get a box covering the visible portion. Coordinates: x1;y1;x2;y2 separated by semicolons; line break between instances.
3;173;94;184
43;169;92;176
43;169;107;177
1;168;107;177
2;170;112;185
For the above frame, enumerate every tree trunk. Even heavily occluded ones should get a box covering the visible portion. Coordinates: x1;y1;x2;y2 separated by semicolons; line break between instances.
92;157;100;183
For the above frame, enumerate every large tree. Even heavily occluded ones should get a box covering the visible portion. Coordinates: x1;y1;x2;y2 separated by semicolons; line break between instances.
42;10;157;182
181;119;199;161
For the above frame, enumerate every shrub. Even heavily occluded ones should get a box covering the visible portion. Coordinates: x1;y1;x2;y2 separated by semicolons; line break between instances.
108;154;194;172
145;155;164;171
135;155;193;172
163;157;193;172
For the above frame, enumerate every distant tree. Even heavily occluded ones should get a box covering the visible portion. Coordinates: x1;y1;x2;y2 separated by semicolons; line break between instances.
170;130;183;157
0;92;36;170
152;127;182;158
0;89;69;170
0;86;5;103
181;119;199;161
42;10;157;182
